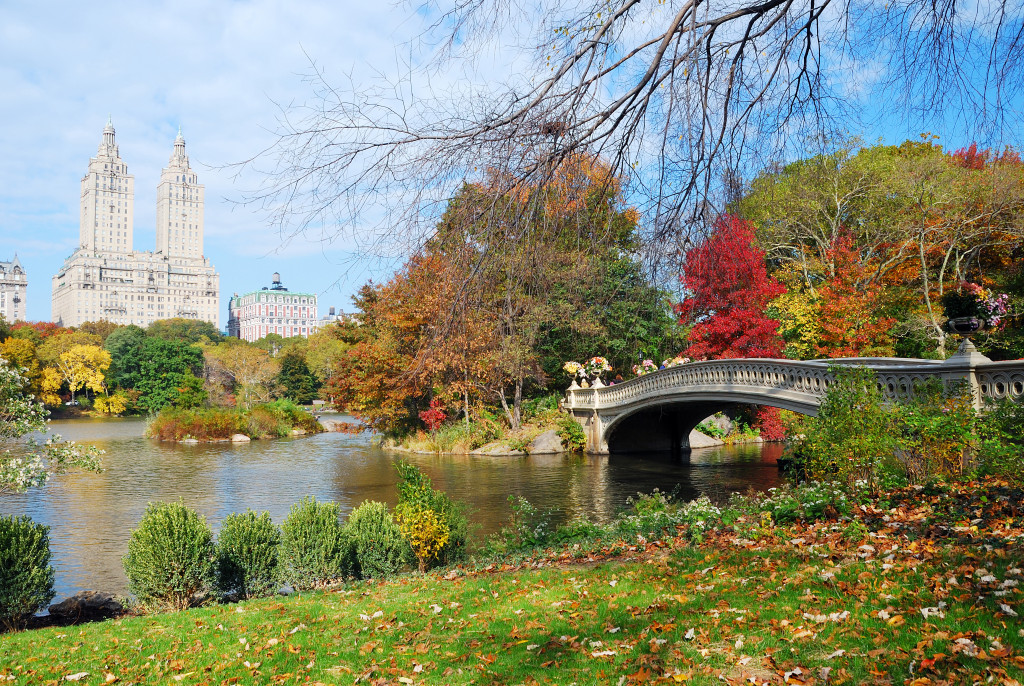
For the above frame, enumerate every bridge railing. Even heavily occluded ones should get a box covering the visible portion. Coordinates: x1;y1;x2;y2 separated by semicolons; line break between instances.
564;344;1024;413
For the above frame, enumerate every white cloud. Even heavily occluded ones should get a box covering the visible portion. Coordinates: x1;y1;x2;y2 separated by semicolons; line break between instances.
0;0;436;321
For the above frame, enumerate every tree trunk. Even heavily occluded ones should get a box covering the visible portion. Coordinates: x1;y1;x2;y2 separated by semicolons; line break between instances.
512;378;523;432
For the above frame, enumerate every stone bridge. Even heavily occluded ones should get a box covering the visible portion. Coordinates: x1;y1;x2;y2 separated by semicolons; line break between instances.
562;342;1024;454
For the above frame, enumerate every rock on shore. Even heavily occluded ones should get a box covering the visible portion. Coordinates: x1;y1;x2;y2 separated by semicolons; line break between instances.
48;591;123;621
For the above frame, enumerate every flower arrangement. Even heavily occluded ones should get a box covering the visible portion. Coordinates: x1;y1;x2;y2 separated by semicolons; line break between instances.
661;355;692;368
562;361;584;378
632;359;658;376
941;282;1010;328
584;356;612;377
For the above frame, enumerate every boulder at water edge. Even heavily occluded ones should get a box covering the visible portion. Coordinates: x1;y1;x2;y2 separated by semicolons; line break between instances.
688;429;724;449
48;591;123;621
527;429;565;454
231;433;251;442
469;441;526;456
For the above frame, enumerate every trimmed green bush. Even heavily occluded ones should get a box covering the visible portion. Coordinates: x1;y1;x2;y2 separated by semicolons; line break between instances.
280;497;348;589
556;416;587;452
0;515;56;631
122;501;215;612
344;501;408;579
215;510;281;599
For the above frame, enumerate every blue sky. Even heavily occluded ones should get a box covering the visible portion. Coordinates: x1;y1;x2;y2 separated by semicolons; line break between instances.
0;0;425;323
2;1;1019;325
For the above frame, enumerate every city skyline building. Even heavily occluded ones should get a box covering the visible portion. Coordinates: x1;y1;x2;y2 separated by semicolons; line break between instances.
227;272;319;342
51;121;220;328
0;256;27;322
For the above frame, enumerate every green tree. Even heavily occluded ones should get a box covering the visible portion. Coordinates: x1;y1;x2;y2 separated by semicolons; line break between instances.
103;325;147;390
277;350;320;404
134;338;207;413
147;318;223;345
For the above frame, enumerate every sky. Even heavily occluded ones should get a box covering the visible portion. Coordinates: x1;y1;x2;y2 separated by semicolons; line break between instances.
0;0;433;324
2;1;1019;326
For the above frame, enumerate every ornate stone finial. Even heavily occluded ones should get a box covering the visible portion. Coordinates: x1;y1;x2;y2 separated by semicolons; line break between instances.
944;337;993;365
175;125;184;142
592;377;605;388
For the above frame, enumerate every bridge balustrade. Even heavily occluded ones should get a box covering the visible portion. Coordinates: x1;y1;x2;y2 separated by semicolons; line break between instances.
562;342;1024;454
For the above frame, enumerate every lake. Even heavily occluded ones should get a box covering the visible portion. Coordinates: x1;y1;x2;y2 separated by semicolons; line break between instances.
0;416;785;600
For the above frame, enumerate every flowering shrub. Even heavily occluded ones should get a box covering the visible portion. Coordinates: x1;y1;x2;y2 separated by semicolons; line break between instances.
1;360;102;493
418;398;447;431
676;496;723;542
741;482;851;523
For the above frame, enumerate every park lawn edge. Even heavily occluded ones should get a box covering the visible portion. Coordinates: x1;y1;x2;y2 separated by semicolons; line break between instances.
1;482;1022;685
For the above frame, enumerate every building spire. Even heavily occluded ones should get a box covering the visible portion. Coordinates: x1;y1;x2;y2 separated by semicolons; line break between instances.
101;117;116;150
170;126;187;166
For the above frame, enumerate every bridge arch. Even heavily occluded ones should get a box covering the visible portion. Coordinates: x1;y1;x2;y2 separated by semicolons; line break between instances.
562;343;1023;454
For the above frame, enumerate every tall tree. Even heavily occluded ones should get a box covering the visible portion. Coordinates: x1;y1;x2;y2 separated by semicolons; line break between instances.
676;215;786;360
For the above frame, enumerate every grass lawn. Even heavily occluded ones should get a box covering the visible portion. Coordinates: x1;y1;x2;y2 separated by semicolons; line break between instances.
1;484;1021;685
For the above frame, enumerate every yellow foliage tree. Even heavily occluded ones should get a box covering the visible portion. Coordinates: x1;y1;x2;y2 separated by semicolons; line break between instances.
51;345;111;404
94;391;128;416
40;367;63;406
0;337;43;397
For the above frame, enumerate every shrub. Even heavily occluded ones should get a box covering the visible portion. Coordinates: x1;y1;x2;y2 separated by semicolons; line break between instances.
0;515;56;631
215;510;281;599
280;497;348;589
616;489;683;538
892;380;976;482
556;416;587;452
486;496;552;554
122;501;215;612
262;398;323;434
977;398;1024;484
146;407;240;441
395;461;467;568
344;501;407;579
396;506;450;572
245;405;289;438
696;419;727;439
797;366;899;490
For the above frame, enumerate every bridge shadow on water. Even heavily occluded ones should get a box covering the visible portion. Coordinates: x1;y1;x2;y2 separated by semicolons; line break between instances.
605;442;786;505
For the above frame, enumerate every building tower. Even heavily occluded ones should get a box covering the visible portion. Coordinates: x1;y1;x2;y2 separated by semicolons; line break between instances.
155;128;205;259
79;117;135;253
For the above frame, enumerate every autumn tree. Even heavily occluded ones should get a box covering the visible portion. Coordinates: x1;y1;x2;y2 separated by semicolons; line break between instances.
813;236;897;358
676;215;786;360
47;345;111;404
330;154;673;434
205;341;280;408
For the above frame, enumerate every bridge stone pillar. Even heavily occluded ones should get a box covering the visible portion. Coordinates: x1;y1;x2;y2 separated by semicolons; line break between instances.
939;339;993;411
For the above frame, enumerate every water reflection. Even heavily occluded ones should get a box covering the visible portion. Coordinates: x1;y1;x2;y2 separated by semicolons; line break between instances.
0;417;783;599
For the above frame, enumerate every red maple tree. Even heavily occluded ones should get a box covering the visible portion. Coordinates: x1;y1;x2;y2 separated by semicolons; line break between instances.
676;215;786;360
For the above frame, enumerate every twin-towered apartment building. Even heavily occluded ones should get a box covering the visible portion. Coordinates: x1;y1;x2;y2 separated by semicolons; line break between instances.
51;120;220;328
25;120;341;341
